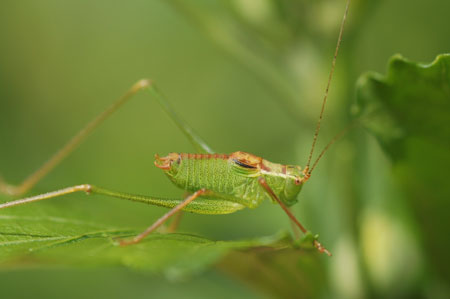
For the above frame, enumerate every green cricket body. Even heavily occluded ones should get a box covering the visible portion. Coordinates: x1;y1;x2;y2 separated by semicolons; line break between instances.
0;0;349;254
154;151;307;212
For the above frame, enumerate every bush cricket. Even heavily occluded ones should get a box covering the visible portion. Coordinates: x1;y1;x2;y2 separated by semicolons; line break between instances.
0;0;351;256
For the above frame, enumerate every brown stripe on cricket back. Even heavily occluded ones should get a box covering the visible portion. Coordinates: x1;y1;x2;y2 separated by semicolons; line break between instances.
156;151;264;171
230;151;263;169
202;153;229;160
180;153;230;160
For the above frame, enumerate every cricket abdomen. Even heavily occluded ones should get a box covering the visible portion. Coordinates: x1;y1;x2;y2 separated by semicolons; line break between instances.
155;151;304;208
178;153;234;194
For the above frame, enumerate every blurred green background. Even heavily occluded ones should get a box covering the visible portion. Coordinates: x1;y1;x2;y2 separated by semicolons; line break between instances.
0;0;449;298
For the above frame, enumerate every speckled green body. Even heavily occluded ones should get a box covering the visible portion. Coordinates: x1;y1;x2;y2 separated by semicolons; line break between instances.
155;152;306;214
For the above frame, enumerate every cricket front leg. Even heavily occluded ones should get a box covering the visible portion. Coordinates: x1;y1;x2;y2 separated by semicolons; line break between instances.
258;177;331;256
288;207;302;239
119;189;209;246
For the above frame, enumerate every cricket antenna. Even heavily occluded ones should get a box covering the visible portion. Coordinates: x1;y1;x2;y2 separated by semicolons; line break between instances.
309;120;358;175
305;0;350;176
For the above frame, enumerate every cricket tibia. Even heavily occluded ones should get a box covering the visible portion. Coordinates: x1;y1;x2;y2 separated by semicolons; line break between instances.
0;78;213;197
0;184;244;215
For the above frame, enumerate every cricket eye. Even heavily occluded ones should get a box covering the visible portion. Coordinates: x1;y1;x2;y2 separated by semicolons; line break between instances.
295;177;302;185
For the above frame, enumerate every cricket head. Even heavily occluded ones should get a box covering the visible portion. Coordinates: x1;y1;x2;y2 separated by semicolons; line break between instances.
280;164;308;206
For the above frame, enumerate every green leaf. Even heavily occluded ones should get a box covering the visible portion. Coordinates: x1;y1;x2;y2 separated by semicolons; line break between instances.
355;54;450;282
218;246;327;299
0;207;325;285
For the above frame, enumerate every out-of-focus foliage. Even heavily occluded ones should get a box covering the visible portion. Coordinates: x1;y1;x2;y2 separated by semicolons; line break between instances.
0;0;449;298
356;54;450;285
219;246;327;299
356;54;449;158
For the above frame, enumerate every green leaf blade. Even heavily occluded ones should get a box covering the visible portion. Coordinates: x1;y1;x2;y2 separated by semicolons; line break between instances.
355;53;450;283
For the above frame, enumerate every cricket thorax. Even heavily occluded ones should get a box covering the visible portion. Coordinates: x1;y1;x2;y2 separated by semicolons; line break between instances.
154;151;306;208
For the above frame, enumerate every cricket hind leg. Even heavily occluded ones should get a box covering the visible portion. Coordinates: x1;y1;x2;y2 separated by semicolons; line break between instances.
0;184;208;245
0;184;194;210
257;177;331;256
119;189;208;246
0;184;93;209
0;79;214;197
